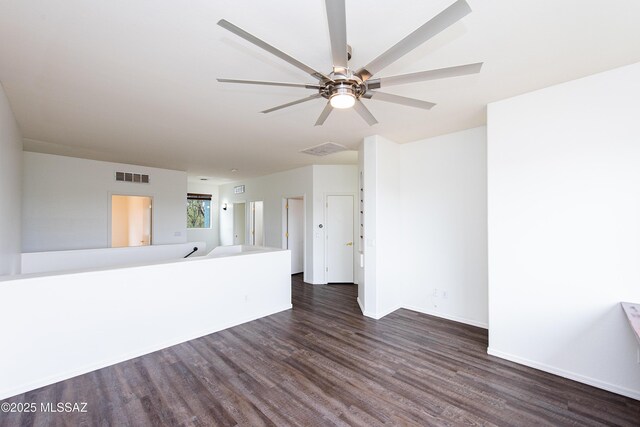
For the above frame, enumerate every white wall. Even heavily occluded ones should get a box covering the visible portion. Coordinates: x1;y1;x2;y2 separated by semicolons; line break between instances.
21;242;206;274
401;127;488;327
357;144;366;306
220;166;313;280
358;130;487;324
186;180;220;253
359;136;403;318
0;83;23;276
219;165;357;285
23;152;188;252
487;61;640;399
1;249;291;400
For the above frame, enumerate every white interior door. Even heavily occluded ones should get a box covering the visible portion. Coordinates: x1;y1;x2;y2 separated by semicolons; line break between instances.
287;198;304;274
233;203;245;245
327;195;354;283
249;201;264;246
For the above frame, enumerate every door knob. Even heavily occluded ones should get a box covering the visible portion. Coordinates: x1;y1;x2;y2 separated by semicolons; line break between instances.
346;242;353;246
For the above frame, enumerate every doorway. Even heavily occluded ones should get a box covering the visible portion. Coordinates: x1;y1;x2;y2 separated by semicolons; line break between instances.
111;195;152;248
249;201;264;246
285;197;304;274
233;202;246;245
326;195;354;283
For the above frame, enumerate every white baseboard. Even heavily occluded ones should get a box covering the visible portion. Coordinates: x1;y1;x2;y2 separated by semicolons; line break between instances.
355;297;401;319
487;347;640;401
374;304;403;320
0;304;293;401
402;304;488;329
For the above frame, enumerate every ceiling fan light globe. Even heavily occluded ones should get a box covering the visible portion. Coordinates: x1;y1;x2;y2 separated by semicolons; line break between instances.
330;93;356;109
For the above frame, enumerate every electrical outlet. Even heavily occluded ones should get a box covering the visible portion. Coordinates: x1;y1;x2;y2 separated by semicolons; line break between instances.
244;294;249;303
433;288;438;297
442;290;448;299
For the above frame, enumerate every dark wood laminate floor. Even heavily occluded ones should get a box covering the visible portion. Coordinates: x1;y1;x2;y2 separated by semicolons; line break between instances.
1;275;639;426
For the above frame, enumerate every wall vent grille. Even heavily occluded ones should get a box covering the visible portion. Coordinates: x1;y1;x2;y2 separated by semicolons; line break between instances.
115;172;150;183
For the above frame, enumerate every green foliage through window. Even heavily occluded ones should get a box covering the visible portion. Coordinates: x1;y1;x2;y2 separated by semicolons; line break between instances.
187;194;211;228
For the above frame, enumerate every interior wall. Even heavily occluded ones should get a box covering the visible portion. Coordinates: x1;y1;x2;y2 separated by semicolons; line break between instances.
0;83;23;276
186;180;220;254
21;242;207;275
359;138;377;315
487;61;640;399
219;166;314;282
358;136;403;318
357;144;366;307
219;165;357;285
373;136;403;317
1;248;291;400
359;130;487;323
401;127;488;327
23;152;188;252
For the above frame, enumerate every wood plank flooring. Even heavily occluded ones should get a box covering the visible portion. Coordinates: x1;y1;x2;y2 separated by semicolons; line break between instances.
1;274;639;426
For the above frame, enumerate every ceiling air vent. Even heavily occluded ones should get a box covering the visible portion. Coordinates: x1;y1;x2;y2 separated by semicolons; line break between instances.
300;142;348;156
115;171;150;184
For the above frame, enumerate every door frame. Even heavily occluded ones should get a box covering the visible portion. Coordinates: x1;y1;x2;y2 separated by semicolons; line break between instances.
231;200;247;245
324;192;356;284
281;195;306;276
107;192;155;248
248;200;265;246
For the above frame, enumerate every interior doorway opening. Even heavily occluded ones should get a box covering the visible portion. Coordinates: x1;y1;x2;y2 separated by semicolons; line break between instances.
249;201;264;246
233;202;246;245
111;195;152;248
283;197;305;275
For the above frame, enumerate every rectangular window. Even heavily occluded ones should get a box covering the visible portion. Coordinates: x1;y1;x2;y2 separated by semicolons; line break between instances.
187;193;212;229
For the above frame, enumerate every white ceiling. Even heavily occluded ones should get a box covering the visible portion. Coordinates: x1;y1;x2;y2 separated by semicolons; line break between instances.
1;0;639;182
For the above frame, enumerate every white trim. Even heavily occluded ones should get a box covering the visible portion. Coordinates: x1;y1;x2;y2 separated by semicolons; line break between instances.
373;304;403;320
356;298;402;320
356;296;382;318
0;304;292;401
486;347;640;401
402;304;489;329
282;195;306;277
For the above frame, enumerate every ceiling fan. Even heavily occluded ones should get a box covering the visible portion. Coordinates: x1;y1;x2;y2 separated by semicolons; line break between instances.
217;0;482;126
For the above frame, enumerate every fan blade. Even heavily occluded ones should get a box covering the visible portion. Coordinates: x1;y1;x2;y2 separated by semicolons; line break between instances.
366;62;483;90
365;91;436;110
217;78;321;89
315;102;334;126
353;100;378;126
356;0;472;80
325;0;348;71
261;94;322;114
218;19;332;81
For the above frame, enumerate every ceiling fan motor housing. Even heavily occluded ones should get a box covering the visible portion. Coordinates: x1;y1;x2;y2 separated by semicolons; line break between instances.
321;70;366;102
